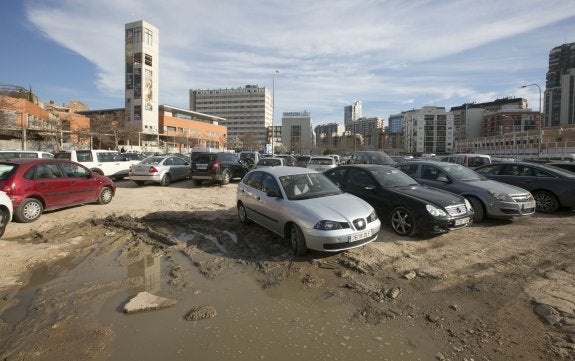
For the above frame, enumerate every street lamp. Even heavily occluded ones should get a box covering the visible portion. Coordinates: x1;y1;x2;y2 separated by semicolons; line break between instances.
521;83;542;156
271;70;279;156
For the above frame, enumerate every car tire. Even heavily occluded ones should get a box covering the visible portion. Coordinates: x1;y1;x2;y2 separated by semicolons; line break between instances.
289;223;308;256
390;207;417;236
0;208;10;238
98;187;114;205
14;198;43;223
466;196;484;222
237;202;252;225
533;190;559;213
220;169;231;185
133;180;145;187
160;174;171;187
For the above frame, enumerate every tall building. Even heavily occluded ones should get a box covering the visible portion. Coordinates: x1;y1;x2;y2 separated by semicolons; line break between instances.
281;111;314;154
545;42;575;126
189;85;272;151
344;101;362;125
388;113;404;134
403;106;454;155
315;122;345;151
125;20;159;135
346;117;384;150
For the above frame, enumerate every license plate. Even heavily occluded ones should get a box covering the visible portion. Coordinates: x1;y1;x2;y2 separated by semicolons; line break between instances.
348;229;372;242
523;201;536;209
196;164;208;170
455;217;470;226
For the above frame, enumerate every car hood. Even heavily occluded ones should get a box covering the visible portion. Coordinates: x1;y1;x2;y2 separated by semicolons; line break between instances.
465;179;530;196
392;185;464;206
297;193;374;221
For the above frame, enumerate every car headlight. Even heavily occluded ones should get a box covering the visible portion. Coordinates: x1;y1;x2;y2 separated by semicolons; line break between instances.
314;220;343;230
464;198;472;211
426;204;448;217
367;211;378;222
488;190;513;202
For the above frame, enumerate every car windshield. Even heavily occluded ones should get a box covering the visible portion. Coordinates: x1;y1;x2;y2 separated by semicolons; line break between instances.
370;167;419;187
439;163;484;181
309;158;333;165
279;172;342;200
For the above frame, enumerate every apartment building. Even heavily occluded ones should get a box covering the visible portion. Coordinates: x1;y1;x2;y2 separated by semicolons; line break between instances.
281;111;314;154
545;42;575;127
403;106;454;155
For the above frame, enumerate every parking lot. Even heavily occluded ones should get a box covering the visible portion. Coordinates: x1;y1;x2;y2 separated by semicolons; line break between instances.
0;179;574;360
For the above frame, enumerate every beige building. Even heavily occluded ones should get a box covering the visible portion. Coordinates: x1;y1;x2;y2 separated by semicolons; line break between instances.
281;111;314;154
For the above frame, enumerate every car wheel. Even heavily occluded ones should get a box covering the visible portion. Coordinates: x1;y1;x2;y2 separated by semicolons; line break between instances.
220;169;231;185
98;187;114;205
466;196;484;222
533;191;559;213
14;198;43;223
390;207;417;236
0;208;9;238
237;202;252;225
133;180;145;187
289;223;308;256
160;174;171;187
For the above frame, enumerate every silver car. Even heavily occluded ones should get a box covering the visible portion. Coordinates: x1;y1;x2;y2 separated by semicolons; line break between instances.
236;167;381;255
396;160;535;222
129;155;190;186
306;156;337;172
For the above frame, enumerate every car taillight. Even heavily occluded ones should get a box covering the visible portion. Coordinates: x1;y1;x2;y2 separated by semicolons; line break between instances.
2;181;14;196
212;162;221;170
149;166;158;173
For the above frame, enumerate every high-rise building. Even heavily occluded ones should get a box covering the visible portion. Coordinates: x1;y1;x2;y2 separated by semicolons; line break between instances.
388;113;404;134
189;85;272;151
315;122;345;151
545;42;575;126
344;101;362;125
403;106;454;155
281;111;314;154
125;20;159;134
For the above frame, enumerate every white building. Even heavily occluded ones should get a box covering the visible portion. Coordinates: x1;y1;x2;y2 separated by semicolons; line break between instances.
344;101;362;125
403;106;454;155
125;20;159;135
281;111;314;154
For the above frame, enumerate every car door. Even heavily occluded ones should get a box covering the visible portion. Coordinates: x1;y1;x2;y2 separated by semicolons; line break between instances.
252;172;284;234
59;162;100;203
33;162;71;208
415;164;454;193
170;156;190;180
342;168;389;217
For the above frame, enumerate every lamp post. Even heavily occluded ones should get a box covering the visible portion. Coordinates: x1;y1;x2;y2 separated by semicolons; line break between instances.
271;70;279;156
521;83;542;156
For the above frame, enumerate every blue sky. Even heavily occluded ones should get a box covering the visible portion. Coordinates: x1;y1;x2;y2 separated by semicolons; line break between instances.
1;0;575;126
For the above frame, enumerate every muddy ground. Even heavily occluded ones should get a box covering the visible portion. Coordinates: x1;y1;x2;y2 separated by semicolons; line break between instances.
0;179;574;360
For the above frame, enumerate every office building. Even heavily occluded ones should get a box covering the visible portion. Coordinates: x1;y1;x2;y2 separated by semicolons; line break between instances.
281;111;314;154
344;101;362;125
545;42;575;126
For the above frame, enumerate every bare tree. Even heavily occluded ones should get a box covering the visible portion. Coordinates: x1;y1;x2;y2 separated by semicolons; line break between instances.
240;132;260;151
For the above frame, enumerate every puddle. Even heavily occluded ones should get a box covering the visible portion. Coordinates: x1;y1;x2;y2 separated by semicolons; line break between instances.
1;237;441;361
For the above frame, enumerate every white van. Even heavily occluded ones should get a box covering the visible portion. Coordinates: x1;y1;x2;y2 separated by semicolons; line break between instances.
0;150;54;159
55;150;140;180
441;153;491;169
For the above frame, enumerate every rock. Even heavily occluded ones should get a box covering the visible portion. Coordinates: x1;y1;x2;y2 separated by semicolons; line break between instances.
435;352;446;360
449;304;459;311
387;288;401;299
123;291;177;313
404;270;417;280
185;305;217;320
534;304;561;325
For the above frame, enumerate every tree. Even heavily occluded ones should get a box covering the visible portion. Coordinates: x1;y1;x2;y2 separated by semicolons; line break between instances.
240;132;260;151
89;110;139;150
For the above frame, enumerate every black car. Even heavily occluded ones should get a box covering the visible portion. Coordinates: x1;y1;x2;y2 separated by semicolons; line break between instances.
323;164;474;236
347;151;395;165
475;161;575;213
191;152;249;186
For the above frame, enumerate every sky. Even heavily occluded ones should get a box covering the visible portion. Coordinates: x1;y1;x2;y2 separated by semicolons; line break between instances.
1;0;575;127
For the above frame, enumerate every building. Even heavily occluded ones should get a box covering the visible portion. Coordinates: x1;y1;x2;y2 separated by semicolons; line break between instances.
388;113;404;134
403;106;454;155
545;42;575;127
125;20;160;136
346;117;384;150
189;85;272;151
281;111;314;154
314;122;345;152
344;101;362;125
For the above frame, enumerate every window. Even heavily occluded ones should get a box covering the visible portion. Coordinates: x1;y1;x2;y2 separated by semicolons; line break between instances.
144;28;153;46
145;54;152;66
61;163;89;178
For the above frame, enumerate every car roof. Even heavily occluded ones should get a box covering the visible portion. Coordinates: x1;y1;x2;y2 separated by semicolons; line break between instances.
0;158;77;166
249;166;318;177
335;164;396;170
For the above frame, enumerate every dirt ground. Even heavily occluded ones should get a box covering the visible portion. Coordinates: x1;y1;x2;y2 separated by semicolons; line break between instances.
0;178;574;360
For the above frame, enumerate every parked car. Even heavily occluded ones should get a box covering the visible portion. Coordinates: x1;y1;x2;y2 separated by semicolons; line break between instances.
474;161;575;213
239;151;261;168
0;158;116;223
255;157;286;168
0;150;54;159
129;155;190;186
0;191;13;238
324;164;473;236
306;156;338;172
295;155;311;167
326;154;341;165
55;150;140;181
236;167;381;255
348;151;395;165
395;160;535;222
546;162;575;173
276;154;298;167
191;152;250;186
440;153;491;169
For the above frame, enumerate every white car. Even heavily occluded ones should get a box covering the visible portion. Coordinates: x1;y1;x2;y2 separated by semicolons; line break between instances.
236;167;381;255
306;156;338;172
55;150;141;181
0;191;13;238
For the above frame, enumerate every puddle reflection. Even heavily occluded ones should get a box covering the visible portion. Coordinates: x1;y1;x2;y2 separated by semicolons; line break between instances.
127;255;161;293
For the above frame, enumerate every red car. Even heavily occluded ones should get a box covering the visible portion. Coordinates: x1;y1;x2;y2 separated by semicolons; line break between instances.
0;158;116;223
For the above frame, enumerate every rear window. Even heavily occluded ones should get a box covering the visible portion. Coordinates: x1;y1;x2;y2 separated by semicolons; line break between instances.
192;153;217;163
0;163;18;180
55;152;72;160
